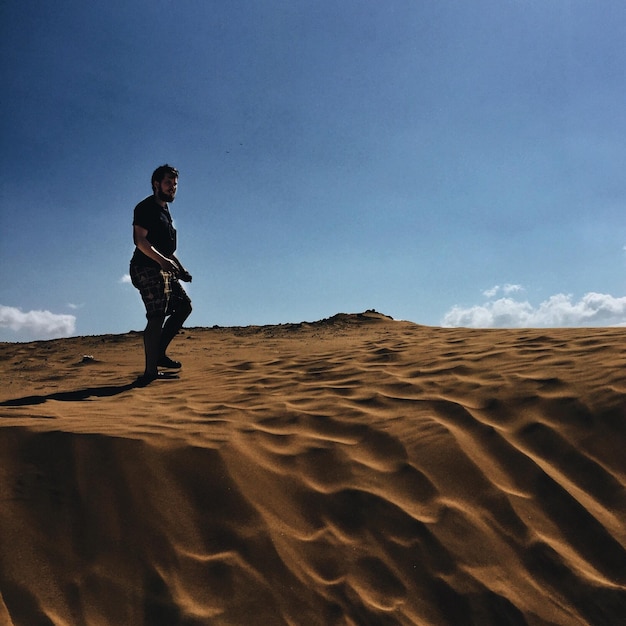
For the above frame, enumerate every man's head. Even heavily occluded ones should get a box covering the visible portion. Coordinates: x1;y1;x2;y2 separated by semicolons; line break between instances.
151;164;179;203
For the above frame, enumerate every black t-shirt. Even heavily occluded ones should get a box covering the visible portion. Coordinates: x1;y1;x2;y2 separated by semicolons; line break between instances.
131;195;177;267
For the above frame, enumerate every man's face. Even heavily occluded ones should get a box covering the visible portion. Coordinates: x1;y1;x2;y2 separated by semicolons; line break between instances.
155;175;178;203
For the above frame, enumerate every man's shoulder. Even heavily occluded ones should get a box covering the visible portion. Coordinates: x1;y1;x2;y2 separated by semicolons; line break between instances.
133;196;160;219
134;195;157;211
133;195;160;227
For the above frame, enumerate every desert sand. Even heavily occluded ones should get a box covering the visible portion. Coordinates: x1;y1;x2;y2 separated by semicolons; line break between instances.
0;310;625;626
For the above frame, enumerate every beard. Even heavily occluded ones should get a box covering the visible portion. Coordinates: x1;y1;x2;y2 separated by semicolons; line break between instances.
157;188;176;203
156;183;176;202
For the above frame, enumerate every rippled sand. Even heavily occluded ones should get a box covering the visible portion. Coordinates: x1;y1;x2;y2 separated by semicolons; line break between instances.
1;311;625;625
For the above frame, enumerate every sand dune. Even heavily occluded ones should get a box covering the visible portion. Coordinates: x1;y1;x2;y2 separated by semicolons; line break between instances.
1;311;625;625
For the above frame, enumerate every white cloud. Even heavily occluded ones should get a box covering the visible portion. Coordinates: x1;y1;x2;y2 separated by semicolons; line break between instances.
482;284;524;298
119;274;132;284
0;305;76;338
67;302;84;310
442;292;626;328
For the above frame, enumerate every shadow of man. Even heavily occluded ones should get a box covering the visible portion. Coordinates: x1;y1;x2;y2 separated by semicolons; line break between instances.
2;381;139;407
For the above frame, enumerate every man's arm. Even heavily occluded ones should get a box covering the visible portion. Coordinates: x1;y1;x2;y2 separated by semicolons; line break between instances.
133;225;179;273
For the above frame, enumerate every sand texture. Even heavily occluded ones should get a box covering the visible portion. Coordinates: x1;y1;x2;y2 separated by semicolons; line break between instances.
0;311;625;625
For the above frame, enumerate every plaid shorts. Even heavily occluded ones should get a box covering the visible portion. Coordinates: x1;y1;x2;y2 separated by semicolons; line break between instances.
130;264;191;319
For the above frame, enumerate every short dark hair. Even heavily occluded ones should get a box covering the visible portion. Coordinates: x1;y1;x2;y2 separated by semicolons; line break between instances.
151;164;179;188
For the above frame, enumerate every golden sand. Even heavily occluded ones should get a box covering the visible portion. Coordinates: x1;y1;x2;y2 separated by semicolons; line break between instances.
1;312;625;625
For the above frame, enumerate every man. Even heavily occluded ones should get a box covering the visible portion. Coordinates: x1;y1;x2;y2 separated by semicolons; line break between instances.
130;164;192;385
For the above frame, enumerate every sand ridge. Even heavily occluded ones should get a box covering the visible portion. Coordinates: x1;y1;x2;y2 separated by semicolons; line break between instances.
0;311;625;625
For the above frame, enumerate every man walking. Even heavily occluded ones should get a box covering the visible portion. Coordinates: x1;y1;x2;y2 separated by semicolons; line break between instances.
130;164;192;385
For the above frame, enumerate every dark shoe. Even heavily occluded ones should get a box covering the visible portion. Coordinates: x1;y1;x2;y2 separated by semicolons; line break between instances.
135;371;179;387
157;355;182;369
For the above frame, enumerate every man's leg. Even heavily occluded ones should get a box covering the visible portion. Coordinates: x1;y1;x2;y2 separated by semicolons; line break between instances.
159;299;192;360
144;315;165;377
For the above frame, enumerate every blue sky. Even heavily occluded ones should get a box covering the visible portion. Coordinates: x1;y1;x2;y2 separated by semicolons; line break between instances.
2;0;626;341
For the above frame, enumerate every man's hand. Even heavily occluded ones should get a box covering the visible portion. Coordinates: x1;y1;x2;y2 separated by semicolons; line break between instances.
170;257;192;282
177;268;192;282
